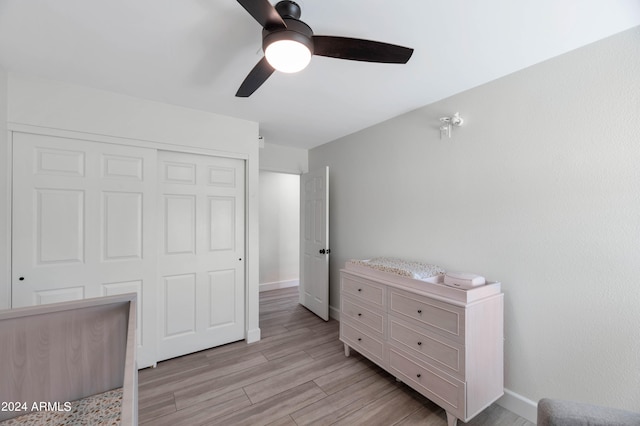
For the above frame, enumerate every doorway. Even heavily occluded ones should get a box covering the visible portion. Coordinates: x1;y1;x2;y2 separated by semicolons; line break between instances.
258;171;300;292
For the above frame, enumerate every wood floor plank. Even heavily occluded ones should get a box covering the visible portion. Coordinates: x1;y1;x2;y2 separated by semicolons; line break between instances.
212;381;327;426
137;391;176;424
173;350;313;410
138;287;535;426
203;326;311;362
304;338;345;359
138;350;209;383
259;324;290;338
138;350;269;401
392;404;446;425
329;387;424;426
465;403;535;426
312;354;384;395
291;372;400;425
307;319;341;335
260;329;339;360
141;388;250;426
243;351;356;404
266;415;298;426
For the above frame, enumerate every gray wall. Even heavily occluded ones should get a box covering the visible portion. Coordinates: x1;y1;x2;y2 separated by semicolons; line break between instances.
310;26;640;416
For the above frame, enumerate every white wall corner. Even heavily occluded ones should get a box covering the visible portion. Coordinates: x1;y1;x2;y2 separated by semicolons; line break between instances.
496;388;538;424
246;148;261;345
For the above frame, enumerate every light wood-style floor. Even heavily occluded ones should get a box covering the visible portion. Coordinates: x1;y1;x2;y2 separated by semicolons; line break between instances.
138;287;534;426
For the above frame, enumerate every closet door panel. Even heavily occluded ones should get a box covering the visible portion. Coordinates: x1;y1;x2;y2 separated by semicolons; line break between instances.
163;273;197;337
36;189;85;264
102;191;143;261
157;150;245;361
12;132;158;368
163;194;196;255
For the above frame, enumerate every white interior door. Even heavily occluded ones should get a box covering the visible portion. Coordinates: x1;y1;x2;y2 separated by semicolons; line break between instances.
157;151;245;361
11;132;158;368
300;167;329;321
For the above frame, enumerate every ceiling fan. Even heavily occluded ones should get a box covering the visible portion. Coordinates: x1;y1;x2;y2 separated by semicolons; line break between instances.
235;0;414;97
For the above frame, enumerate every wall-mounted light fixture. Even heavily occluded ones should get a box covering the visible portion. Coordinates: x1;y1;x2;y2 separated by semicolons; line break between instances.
439;112;464;139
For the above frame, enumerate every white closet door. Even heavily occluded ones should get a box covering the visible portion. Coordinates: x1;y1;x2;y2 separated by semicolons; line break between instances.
157;151;245;361
12;132;158;368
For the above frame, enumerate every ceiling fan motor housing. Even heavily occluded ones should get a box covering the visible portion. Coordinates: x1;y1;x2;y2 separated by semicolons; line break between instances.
262;18;314;55
275;0;301;19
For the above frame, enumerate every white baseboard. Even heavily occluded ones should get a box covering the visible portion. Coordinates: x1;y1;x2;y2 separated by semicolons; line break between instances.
329;304;340;321
246;327;261;344
259;279;299;292
496;388;538;424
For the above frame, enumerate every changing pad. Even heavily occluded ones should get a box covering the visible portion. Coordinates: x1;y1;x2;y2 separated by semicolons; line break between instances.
350;257;445;280
343;258;501;304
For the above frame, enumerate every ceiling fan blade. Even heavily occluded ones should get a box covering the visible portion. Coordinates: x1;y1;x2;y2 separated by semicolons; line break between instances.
236;57;275;97
237;0;286;30
313;36;413;64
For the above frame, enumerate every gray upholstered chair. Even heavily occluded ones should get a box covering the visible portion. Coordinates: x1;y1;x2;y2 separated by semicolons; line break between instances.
537;398;640;425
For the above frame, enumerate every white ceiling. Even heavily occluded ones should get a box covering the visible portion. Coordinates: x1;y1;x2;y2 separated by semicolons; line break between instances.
0;1;638;149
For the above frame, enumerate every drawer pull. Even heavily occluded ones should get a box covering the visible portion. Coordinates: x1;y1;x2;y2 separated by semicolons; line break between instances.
357;337;362;342
358;288;362;292
357;313;362;317
417;341;422;346
416;373;422;378
417;309;422;314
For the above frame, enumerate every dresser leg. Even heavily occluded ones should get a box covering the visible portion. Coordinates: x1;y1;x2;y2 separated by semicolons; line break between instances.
344;343;351;357
446;412;457;426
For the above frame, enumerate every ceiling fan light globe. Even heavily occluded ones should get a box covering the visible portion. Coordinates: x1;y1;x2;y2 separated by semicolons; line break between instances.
265;40;311;73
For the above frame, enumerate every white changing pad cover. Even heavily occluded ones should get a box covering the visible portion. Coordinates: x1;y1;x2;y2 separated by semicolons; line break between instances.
350;257;445;280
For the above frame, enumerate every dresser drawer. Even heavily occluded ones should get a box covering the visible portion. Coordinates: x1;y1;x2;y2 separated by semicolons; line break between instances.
341;296;385;337
341;273;385;309
389;315;464;380
389;347;465;419
389;289;465;343
340;322;385;365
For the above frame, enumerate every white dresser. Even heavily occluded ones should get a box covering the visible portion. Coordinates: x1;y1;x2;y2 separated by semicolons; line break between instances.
339;263;504;426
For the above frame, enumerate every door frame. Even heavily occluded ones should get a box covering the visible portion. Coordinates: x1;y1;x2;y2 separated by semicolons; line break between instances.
0;130;11;310
4;123;261;350
259;164;337;321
